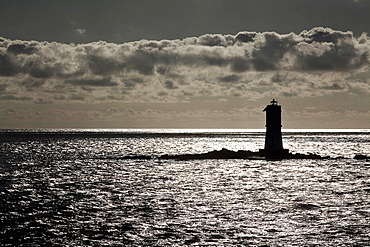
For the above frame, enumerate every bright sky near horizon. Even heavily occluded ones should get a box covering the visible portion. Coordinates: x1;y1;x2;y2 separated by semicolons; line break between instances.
0;0;369;129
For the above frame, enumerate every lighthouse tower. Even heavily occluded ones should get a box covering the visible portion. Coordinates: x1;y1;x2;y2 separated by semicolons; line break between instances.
261;99;289;158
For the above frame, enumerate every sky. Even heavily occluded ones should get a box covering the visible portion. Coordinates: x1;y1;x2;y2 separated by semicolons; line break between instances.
0;0;369;129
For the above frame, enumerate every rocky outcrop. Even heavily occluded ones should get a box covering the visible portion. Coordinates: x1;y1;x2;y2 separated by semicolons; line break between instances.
120;149;368;160
354;154;370;160
159;148;330;160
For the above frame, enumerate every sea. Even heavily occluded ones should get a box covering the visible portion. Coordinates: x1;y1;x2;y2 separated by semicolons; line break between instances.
1;129;370;246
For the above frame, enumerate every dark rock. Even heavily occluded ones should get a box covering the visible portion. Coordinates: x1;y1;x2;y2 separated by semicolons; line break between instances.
159;148;329;160
354;154;370;160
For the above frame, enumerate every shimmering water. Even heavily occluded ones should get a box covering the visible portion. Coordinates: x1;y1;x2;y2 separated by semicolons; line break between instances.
1;129;370;246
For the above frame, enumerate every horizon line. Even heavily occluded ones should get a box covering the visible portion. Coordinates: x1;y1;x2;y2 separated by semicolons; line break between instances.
1;128;369;133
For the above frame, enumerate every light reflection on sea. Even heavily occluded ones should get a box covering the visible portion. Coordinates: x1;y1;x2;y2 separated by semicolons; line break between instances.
0;130;369;246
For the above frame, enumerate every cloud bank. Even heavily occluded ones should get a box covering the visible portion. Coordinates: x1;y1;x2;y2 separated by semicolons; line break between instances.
0;27;369;104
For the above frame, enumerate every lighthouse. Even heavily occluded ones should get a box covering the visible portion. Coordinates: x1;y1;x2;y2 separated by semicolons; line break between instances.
261;99;289;159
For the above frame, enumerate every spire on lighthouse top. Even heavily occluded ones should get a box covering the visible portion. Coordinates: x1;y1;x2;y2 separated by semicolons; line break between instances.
270;99;278;105
263;98;280;112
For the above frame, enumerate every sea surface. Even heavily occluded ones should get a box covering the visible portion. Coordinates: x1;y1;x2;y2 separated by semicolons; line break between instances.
1;129;370;246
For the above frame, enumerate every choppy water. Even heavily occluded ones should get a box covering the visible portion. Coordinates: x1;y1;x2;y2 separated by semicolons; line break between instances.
1;129;370;246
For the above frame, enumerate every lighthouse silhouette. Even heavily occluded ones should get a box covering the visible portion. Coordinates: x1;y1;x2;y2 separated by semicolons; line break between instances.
261;99;289;159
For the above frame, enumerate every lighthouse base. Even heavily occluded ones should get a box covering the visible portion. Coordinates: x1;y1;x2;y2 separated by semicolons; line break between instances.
259;149;290;160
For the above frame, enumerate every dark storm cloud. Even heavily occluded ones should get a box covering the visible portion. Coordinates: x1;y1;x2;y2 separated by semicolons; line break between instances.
20;79;45;90
319;82;346;90
7;43;39;55
164;80;178;89
0;50;18;76
294;28;369;71
0;27;368;81
270;72;288;83
235;32;257;43
70;95;85;101
66;78;118;87
302;27;354;44
0;27;369;102
0;84;7;91
0;39;71;78
196;34;235;47
218;74;240;83
0;95;33;101
250;32;297;70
